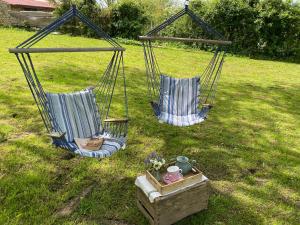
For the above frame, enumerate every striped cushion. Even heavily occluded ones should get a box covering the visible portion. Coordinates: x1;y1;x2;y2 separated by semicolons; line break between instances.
157;74;206;126
46;89;101;142
65;135;126;158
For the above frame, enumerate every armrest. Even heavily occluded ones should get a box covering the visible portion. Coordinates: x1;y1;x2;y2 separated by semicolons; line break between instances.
103;118;129;123
202;103;213;109
48;132;66;139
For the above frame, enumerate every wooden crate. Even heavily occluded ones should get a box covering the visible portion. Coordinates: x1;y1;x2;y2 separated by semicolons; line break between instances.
136;178;210;225
146;165;203;195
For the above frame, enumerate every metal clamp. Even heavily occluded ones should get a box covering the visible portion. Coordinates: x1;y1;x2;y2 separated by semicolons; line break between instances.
185;0;190;10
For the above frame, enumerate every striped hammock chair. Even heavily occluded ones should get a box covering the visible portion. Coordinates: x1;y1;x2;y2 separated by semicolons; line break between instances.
9;6;128;158
139;0;231;126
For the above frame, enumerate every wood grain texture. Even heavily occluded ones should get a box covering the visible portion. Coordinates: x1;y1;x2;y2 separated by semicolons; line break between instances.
146;166;203;195
139;36;232;45
103;118;129;123
136;179;210;225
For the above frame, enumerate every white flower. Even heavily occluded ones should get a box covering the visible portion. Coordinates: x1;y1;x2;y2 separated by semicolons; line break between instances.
153;163;161;170
161;159;166;165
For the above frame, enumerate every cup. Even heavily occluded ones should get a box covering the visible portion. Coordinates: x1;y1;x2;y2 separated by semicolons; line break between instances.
163;166;183;184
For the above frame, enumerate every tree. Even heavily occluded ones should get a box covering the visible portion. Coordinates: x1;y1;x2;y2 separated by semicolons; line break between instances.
110;1;149;39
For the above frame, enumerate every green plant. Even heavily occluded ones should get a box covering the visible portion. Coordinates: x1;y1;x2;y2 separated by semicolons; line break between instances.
110;1;149;39
255;0;300;58
54;0;102;37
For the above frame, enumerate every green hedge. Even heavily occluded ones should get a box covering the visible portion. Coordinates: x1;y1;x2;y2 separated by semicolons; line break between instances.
55;0;148;40
187;0;300;58
54;0;300;59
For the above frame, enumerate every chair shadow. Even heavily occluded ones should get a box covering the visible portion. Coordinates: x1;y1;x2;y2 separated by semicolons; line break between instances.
3;61;299;225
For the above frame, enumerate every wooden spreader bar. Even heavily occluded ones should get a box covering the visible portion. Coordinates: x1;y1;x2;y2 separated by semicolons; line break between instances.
9;47;125;54
104;118;129;123
139;36;232;45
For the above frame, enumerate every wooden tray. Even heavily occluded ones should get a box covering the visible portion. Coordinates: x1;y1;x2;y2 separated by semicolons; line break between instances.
146;163;203;195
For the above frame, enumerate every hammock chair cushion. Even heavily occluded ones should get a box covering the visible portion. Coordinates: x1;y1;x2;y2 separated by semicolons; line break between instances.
154;75;208;126
46;89;126;158
46;89;102;142
54;135;126;158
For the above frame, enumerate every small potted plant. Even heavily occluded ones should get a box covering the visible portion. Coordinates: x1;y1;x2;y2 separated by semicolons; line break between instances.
144;152;166;182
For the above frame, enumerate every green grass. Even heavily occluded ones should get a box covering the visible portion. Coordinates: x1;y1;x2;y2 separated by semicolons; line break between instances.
0;27;299;225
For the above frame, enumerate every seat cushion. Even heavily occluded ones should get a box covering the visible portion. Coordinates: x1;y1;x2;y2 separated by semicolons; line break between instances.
46;89;101;142
63;134;126;158
157;74;206;126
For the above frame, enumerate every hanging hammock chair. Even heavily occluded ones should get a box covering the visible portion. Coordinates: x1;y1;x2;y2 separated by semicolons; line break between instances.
9;6;128;158
139;0;231;126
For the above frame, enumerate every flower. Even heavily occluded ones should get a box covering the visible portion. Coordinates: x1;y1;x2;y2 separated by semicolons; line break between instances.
144;152;166;171
153;162;161;170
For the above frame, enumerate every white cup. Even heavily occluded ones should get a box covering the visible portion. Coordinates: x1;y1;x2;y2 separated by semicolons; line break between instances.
166;166;182;180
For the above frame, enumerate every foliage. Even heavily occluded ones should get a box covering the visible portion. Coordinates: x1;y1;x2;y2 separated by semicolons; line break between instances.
190;0;300;58
144;152;166;171
132;0;174;31
201;0;259;55
255;0;300;57
54;0;102;37
52;0;300;58
110;1;149;39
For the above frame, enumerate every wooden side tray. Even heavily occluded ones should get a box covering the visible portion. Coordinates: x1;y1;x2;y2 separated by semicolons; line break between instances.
146;164;203;195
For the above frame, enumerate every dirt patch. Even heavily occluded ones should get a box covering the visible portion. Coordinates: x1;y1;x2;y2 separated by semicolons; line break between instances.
55;184;95;217
8;132;33;140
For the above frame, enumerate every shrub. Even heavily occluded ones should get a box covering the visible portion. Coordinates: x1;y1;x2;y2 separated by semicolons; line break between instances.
54;0;102;37
110;1;149;39
255;0;300;58
202;0;259;55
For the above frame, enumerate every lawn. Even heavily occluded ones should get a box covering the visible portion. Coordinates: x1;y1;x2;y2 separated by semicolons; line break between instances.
0;27;299;225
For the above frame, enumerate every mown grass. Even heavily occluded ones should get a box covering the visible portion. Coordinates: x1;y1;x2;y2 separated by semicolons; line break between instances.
0;27;299;225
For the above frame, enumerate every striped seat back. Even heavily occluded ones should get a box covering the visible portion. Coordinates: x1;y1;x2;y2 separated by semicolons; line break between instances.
159;74;200;116
158;74;203;126
46;89;102;142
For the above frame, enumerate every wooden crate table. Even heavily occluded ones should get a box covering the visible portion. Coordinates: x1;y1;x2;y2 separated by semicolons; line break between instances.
135;173;210;225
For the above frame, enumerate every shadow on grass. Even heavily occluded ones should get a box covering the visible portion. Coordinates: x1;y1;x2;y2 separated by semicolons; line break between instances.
2;61;299;225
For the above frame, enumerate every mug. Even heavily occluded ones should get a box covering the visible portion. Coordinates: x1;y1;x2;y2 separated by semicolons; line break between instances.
175;156;196;175
163;166;183;184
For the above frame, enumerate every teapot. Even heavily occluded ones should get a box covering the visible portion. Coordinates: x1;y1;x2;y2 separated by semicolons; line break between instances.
174;156;196;175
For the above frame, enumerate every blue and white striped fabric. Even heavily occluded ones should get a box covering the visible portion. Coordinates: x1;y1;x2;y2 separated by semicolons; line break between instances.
53;134;126;158
46;89;126;158
46;89;102;142
156;74;207;126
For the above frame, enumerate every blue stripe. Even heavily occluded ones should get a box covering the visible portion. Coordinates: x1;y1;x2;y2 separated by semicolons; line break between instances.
158;74;204;126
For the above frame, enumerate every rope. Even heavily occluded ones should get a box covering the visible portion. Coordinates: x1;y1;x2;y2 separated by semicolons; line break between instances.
142;40;226;116
13;6;128;138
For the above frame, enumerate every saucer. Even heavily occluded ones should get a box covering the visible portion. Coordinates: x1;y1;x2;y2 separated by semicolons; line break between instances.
163;173;183;184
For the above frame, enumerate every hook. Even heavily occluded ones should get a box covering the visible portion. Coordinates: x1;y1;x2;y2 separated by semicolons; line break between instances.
185;0;189;10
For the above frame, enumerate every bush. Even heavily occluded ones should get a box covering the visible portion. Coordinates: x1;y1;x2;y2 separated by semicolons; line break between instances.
203;0;259;55
255;0;300;58
55;0;102;37
110;1;149;39
52;0;300;59
173;0;300;58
